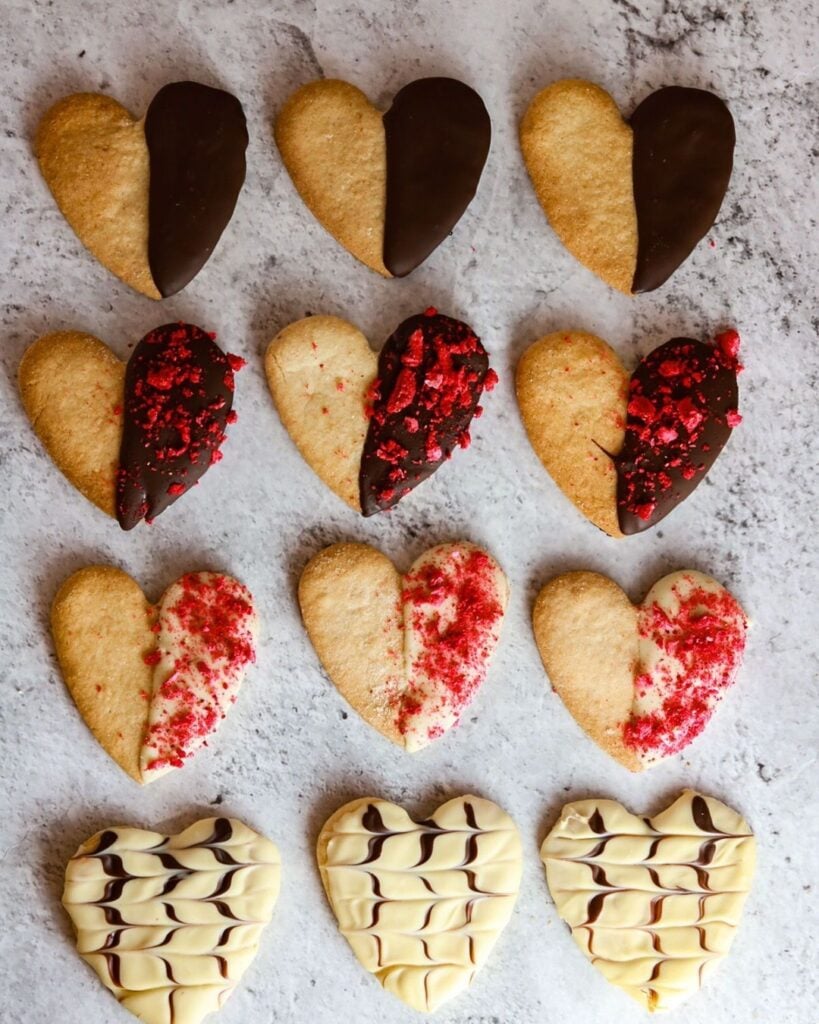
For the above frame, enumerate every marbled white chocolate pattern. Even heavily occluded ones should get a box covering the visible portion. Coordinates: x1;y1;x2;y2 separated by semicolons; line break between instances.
63;818;280;1024
541;791;755;1012
318;795;521;1012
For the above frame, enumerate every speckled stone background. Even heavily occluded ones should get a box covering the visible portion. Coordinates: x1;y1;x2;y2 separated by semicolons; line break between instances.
0;0;817;1021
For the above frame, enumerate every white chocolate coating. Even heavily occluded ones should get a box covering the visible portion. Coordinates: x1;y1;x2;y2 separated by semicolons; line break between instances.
630;570;748;767
63;818;280;1024
400;545;509;751
318;795;522;1012
140;573;259;783
541;790;755;1012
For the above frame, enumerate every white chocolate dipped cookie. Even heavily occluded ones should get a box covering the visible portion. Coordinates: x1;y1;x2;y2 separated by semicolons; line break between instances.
533;569;747;770
299;541;509;751
318;796;522;1012
52;566;259;783
541;790;755;1012
63;818;280;1024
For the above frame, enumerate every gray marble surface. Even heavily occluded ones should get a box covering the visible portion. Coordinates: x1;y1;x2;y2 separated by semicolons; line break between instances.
0;0;817;1021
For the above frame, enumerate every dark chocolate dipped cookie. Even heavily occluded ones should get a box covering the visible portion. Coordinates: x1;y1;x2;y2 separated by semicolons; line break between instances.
266;307;497;515
276;77;491;276
516;328;742;536
20;322;244;527
37;82;248;298
520;79;734;293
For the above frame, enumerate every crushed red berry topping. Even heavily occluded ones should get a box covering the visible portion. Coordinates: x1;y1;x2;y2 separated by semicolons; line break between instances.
359;310;493;515
614;333;742;534
142;572;257;775
116;323;242;530
623;576;747;761
394;547;505;744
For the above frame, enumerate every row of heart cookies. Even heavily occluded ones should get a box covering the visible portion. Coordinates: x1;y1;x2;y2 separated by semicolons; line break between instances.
50;540;747;784
37;74;734;297
19;311;742;534
63;791;756;1022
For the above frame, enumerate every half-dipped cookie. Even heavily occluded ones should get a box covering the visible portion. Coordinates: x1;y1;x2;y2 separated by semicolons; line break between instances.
266;308;497;515
533;569;748;770
276;78;491;276
20;322;245;528
300;541;509;750
516;328;742;535
52;566;259;783
37;82;248;297
520;80;735;293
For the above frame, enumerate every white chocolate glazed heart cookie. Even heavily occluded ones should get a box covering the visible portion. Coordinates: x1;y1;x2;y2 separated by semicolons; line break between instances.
318;796;522;1012
51;566;259;783
299;542;509;751
63;817;280;1024
533;570;747;770
541;791;755;1011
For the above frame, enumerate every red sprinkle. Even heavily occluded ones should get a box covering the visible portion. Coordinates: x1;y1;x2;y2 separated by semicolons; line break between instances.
394;549;503;736
143;573;256;772
623;579;747;758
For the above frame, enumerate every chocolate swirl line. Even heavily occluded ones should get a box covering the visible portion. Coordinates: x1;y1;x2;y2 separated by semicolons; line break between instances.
321;796;522;1013
63;818;280;1024
541;791;755;1013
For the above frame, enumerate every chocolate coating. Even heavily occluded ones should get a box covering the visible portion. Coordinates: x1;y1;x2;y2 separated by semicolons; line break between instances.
145;82;248;297
383;78;491;277
116;323;236;530
359;310;489;515
614;337;739;534
630;87;735;293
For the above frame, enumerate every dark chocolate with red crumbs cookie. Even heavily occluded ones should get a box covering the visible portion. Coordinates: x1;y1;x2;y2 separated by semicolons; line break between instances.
615;330;742;533
117;322;244;529
360;308;495;515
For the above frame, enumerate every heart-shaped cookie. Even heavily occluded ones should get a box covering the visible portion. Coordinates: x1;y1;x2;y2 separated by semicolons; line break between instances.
266;309;496;516
541;790;755;1011
52;566;259;783
318;795;521;1011
63;817;280;1024
533;569;747;770
275;78;490;276
520;80;734;293
37;82;247;297
516;329;741;536
299;541;508;751
20;324;244;528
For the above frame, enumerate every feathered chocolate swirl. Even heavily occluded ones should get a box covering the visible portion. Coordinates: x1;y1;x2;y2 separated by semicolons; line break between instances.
318;795;522;1012
540;790;755;1012
62;818;280;1024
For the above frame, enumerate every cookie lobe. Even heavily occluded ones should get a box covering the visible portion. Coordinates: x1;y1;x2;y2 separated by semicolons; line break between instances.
145;82;248;297
631;87;735;293
615;333;741;533
383;78;491;277
359;309;490;515
116;322;237;530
